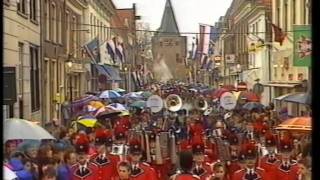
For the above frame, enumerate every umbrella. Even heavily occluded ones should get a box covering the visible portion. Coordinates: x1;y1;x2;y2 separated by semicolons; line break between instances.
4;119;55;142
119;111;130;116
211;88;229;99
113;88;126;93
141;91;153;98
96;108;122;119
130;100;146;109
239;91;260;102
4;165;18;180
107;103;127;111
275;117;311;131
242;102;264;111
122;92;143;99
99;90;121;99
77;119;98;128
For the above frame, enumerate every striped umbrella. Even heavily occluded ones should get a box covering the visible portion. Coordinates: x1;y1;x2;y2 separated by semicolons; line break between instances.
99;90;121;99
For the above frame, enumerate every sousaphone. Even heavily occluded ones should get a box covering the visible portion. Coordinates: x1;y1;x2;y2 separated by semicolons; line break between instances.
165;94;182;112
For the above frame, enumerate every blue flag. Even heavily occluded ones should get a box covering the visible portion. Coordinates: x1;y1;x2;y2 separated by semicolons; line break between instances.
84;37;100;63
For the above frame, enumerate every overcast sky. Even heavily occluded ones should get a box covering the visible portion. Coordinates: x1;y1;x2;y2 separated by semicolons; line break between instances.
112;0;232;34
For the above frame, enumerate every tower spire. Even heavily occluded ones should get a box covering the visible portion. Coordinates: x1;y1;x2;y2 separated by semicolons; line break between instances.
157;0;180;36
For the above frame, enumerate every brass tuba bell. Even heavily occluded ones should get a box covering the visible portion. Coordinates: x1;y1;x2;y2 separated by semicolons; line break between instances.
194;97;208;111
165;94;183;112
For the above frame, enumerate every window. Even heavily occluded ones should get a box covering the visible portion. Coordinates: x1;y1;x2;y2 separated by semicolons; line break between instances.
284;2;288;31
18;43;24;96
103;25;106;40
292;0;296;25
276;0;280;26
90;13;93;38
72;16;77;55
45;0;50;40
17;0;26;15
58;9;62;44
29;0;37;22
30;46;40;112
51;2;57;42
66;11;70;53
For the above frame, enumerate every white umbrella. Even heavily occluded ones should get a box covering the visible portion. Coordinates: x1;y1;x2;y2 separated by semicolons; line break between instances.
3;166;18;180
106;103;127;111
99;90;121;99
4;118;55;142
113;87;126;93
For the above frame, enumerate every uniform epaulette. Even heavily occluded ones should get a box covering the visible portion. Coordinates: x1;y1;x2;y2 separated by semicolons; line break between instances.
192;174;201;179
234;169;244;174
142;162;150;166
91;162;98;167
71;164;77;168
205;162;211;166
256;167;265;171
291;160;297;165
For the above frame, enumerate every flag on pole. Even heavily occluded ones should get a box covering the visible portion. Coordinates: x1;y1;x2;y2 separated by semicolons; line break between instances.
293;25;311;67
271;23;286;46
84;37;100;63
107;37;117;63
115;43;125;63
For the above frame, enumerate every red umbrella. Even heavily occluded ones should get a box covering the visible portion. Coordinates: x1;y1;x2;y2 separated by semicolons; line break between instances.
239;91;260;102
220;85;236;91
211;88;229;99
275;117;311;131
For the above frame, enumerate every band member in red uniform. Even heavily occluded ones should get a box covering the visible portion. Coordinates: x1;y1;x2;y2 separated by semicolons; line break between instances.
226;133;241;180
114;126;129;162
275;136;300;180
232;143;267;180
70;134;98;180
259;132;280;179
170;151;200;180
128;139;158;180
191;135;213;180
115;161;132;180
206;162;229;180
90;128;118;180
148;131;171;180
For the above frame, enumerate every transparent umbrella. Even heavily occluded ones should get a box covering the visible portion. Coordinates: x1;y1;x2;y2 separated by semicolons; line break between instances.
4;118;55;142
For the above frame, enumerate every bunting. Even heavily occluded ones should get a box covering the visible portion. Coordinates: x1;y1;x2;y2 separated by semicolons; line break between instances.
84;37;100;63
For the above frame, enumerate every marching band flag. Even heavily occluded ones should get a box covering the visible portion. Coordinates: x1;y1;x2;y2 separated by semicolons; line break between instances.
84;37;100;63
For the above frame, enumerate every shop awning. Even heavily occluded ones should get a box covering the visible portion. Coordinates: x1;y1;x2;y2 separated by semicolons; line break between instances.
93;64;110;77
263;82;302;88
102;65;122;81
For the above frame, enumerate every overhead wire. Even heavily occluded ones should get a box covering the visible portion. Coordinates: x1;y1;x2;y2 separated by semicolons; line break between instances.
3;7;311;36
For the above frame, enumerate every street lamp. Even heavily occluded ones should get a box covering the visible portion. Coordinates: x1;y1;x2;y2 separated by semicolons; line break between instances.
236;63;242;84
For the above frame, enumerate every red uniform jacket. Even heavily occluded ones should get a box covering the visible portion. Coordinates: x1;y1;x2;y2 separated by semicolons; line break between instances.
275;161;300;180
191;162;213;180
260;155;281;179
226;161;241;180
170;173;200;180
90;153;118;180
232;167;267;180
151;157;172;180
205;142;218;162
70;162;99;180
131;162;158;180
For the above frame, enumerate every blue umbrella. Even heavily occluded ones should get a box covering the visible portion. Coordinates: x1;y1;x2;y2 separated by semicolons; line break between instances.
99;90;121;99
242;102;264;111
129;100;146;109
